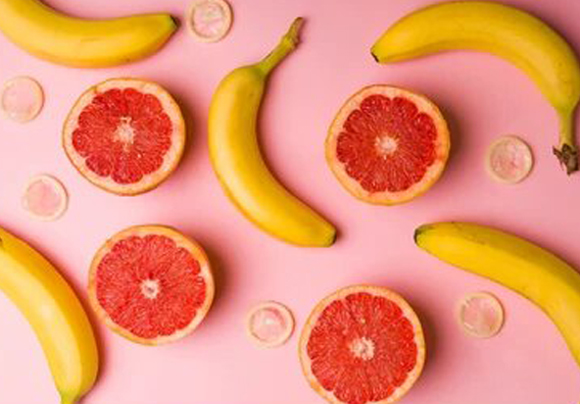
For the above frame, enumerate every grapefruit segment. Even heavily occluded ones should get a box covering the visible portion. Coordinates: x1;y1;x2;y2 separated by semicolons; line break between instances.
245;301;294;348
299;285;425;404
486;135;533;184
88;225;214;345
326;85;450;205
456;292;504;338
63;78;186;195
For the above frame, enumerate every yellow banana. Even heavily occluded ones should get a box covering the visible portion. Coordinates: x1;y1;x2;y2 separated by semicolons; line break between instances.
371;1;580;174
208;18;336;247
415;222;580;368
0;227;99;404
0;0;176;67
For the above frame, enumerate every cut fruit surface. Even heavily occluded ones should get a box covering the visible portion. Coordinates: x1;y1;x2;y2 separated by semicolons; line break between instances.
457;292;504;338
299;285;425;404
88;225;214;345
63;78;186;195
246;301;294;348
1;76;44;123
486;135;533;184
326;85;450;205
22;174;68;221
187;0;232;43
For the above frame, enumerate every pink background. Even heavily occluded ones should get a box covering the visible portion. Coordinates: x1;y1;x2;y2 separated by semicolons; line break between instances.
1;0;580;403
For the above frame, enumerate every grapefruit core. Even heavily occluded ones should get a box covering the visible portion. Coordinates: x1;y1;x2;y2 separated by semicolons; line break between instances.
63;78;186;196
88;225;214;345
326;85;450;205
299;285;425;404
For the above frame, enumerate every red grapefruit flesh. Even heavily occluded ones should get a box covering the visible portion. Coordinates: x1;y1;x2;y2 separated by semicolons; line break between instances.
1;76;44;123
456;292;504;339
326;85;450;205
246;301;295;348
63;78;186;195
88;225;214;345
299;285;425;404
187;0;233;43
22;174;68;221
486;135;533;184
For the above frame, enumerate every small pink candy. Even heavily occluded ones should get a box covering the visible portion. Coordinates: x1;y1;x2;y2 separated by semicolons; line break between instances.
246;301;294;348
457;292;504;338
1;77;44;123
22;175;68;221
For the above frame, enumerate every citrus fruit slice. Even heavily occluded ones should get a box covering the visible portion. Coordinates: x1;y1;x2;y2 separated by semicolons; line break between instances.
63;78;186;196
22;174;68;221
456;292;504;339
1;76;44;123
299;285;425;404
326;85;450;205
245;301;294;348
88;225;214;345
486;135;533;184
187;0;232;43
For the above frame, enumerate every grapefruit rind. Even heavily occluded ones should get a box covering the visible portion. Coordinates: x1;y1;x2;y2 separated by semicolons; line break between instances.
88;225;215;345
187;0;233;43
326;85;450;205
245;301;295;348
485;135;533;184
456;292;504;339
299;285;426;404
62;78;186;196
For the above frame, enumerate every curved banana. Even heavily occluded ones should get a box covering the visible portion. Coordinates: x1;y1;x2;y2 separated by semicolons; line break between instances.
415;222;580;368
371;1;580;174
0;0;176;67
0;227;99;404
208;18;336;247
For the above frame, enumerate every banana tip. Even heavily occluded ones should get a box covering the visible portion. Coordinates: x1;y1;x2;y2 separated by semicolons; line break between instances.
553;144;579;175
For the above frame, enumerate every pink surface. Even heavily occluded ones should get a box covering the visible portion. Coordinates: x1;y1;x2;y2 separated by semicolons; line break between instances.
0;0;579;403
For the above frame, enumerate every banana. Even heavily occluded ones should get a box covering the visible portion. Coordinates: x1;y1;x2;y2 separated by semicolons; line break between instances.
371;1;580;174
208;18;336;247
0;227;99;404
415;222;580;368
0;0;176;67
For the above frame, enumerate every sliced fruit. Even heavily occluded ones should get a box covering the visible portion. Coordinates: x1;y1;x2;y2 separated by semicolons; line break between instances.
62;78;186;196
22;174;68;221
486;135;533;184
456;292;504;338
187;0;232;43
245;301;294;348
88;225;214;345
1;76;43;122
326;85;450;205
299;285;425;404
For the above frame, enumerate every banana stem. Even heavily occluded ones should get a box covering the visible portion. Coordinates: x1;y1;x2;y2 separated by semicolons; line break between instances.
257;17;303;75
553;108;579;174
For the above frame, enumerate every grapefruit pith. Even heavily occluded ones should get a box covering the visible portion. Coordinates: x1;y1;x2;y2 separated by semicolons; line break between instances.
299;285;425;404
88;225;214;345
63;78;186;195
326;85;450;205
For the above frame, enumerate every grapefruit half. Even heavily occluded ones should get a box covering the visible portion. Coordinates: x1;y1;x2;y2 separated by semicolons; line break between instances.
326;85;450;205
88;225;214;345
63;78;186;195
299;285;425;404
